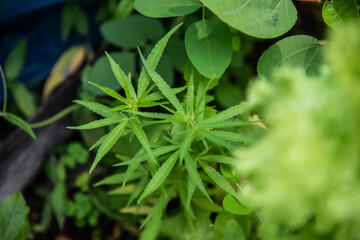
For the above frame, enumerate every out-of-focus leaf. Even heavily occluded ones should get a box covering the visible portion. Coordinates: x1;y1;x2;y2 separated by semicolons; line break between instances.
223;219;246;240
215;78;243;109
8;82;36;117
75;9;89;37
223;194;253;215
166;37;187;72
42;46;85;101
4;113;36;139
257;35;323;79
0;192;30;240
322;0;359;29
88;52;135;95
131;14;165;41
100;18;146;49
61;2;76;41
5;39;26;80
52;183;67;229
114;0;134;19
134;0;201;18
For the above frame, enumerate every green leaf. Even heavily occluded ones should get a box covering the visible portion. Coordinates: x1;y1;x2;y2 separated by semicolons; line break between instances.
192;195;223;213
90;120;128;173
129;118;155;162
180;129;196;162
127;110;175;120
8;82;36;117
93;172;144;187
184;153;212;202
223;219;246;240
166;37;187;72
200;0;297;38
114;145;178;166
142;86;186;103
0;192;30;240
223;194;253;215
139;49;185;117
100;19;146;49
257;35;324;79
74;100;122;118
322;0;359;29
75;8;88;37
137;23;183;99
89;134;107;151
89;52;135;96
200;162;250;209
140;218;161;240
138;151;180;203
134;0;201;18
68;117;125;130
127;176;149;206
186;70;195;116
88;82;128;104
199;155;236;165
4;113;36;139
109;105;129;112
199;130;230;148
195;74;206;122
141;186;176;228
202;103;248;124
154;53;175;89
198;120;257;129
122;159;143;188
186;177;196;210
178;183;196;218
185;20;232;79
106;52;137;102
205;130;254;144
52;183;66;229
215;78;243;109
5;39;26;80
131;14;165;41
113;0;133;19
61;2;76;41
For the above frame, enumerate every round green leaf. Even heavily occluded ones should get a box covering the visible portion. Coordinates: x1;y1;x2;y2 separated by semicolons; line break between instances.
200;0;297;38
134;0;201;18
100;19;146;49
185;20;232;79
130;14;165;41
257;35;323;79
322;0;359;29
223;194;253;215
89;52;135;95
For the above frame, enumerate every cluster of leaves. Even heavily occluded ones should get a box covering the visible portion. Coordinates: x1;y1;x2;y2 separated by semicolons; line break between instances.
34;142;99;232
0;39;37;139
236;21;360;239
70;23;257;235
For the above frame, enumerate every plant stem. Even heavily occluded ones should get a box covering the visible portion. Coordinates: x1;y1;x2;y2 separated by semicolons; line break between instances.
30;104;80;128
0;65;7;113
202;5;205;20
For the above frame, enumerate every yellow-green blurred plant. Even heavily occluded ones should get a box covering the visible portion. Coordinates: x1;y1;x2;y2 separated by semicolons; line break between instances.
236;21;360;240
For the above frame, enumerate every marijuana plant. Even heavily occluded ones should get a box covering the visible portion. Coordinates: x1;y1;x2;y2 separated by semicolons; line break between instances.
69;24;255;227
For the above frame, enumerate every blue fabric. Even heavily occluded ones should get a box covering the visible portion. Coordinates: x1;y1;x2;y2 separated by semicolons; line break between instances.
0;0;68;22
0;0;99;103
